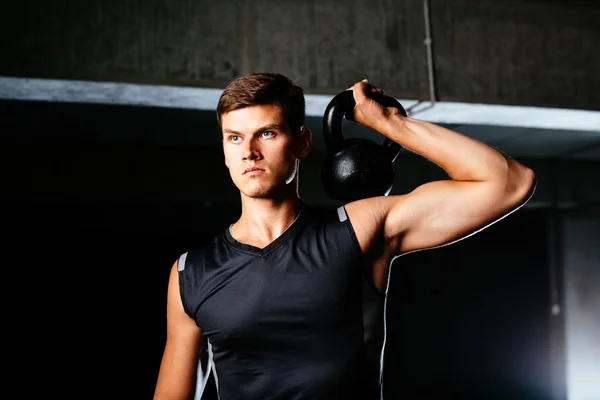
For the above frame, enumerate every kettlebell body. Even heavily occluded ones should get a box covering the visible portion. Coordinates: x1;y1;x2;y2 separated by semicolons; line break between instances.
321;90;407;203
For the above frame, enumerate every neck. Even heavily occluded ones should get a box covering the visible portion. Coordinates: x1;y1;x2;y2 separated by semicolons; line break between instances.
232;194;304;247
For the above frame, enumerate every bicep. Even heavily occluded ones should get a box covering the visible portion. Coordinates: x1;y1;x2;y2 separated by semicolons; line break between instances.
154;261;203;399
386;178;532;255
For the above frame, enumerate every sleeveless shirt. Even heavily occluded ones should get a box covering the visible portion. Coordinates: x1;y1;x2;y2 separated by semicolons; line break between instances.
178;204;383;400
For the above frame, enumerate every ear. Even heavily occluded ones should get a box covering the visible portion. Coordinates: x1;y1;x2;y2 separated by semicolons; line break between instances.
295;126;312;160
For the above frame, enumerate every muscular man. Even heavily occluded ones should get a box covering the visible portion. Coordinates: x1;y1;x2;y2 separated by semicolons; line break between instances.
154;73;536;400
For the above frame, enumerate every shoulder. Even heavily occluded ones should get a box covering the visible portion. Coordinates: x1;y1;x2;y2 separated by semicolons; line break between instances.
173;232;227;291
293;205;364;251
343;195;405;254
176;246;204;272
305;204;348;223
177;231;226;268
173;240;219;318
300;204;358;235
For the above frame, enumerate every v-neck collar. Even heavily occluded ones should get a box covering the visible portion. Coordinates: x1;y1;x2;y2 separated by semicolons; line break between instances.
223;205;311;257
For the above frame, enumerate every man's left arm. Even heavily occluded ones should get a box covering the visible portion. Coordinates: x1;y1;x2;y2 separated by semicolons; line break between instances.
375;116;536;256
345;81;536;269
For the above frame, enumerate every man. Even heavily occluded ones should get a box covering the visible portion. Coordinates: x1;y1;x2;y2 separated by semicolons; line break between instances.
154;73;536;400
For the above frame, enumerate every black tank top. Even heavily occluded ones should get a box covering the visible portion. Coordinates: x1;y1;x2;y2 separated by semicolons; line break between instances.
178;204;383;400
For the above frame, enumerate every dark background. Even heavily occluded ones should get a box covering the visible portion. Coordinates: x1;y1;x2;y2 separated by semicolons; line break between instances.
2;99;551;399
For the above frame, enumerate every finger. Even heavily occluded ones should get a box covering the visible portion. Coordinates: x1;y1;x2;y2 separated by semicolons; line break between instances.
349;80;383;97
366;83;383;95
351;80;369;104
347;79;368;91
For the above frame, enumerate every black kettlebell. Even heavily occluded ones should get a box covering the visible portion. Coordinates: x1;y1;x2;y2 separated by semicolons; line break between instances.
321;90;407;203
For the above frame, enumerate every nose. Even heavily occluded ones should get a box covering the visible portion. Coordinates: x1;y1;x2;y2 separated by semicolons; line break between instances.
242;137;261;161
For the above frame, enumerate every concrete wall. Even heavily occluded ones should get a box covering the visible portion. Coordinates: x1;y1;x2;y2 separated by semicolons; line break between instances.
1;0;598;110
431;0;600;109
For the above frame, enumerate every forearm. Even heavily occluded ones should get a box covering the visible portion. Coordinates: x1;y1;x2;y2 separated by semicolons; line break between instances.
154;351;197;400
381;115;522;183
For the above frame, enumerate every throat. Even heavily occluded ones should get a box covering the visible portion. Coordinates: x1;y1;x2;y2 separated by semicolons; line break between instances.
228;228;273;249
229;210;303;249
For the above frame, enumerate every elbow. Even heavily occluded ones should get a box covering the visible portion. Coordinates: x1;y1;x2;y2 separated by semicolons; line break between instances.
508;165;537;208
519;166;537;202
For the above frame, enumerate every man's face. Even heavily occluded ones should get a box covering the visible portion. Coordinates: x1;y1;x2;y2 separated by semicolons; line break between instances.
221;104;310;199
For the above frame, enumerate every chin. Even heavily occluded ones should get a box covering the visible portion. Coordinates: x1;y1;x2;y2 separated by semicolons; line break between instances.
245;192;274;200
238;181;273;199
242;181;296;200
243;188;271;199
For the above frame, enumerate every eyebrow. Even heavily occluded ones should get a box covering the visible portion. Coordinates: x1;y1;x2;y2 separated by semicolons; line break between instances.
222;123;283;136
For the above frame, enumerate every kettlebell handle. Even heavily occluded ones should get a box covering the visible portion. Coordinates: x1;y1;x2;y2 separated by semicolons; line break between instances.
322;90;407;160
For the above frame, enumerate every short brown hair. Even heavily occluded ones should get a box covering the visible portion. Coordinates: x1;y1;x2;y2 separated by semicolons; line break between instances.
216;73;306;135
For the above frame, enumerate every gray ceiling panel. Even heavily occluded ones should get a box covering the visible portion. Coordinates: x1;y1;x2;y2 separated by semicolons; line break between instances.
496;129;600;158
445;125;530;147
1;76;599;160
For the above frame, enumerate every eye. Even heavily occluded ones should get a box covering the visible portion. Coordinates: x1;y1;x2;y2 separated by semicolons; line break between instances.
262;130;275;138
229;135;242;143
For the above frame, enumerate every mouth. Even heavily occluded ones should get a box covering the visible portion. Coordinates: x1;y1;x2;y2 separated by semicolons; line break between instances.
243;167;264;175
